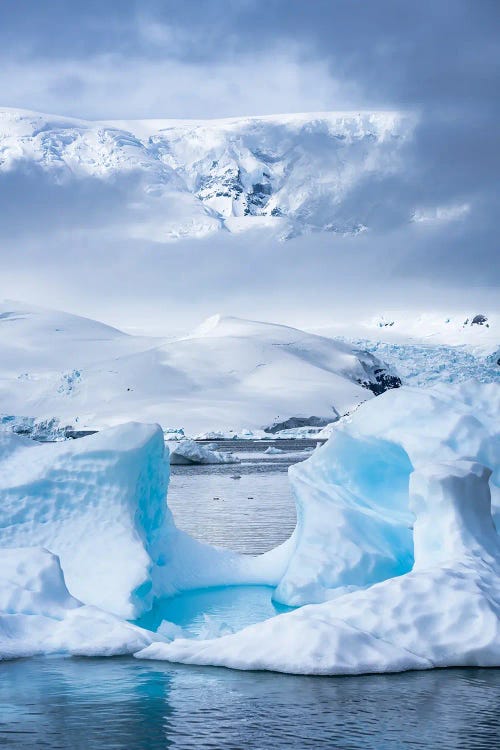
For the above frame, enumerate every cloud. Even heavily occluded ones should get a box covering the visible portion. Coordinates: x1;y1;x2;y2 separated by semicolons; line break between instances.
0;50;356;120
0;0;497;329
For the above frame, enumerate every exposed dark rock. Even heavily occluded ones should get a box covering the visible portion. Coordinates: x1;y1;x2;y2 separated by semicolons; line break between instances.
358;370;402;396
471;314;488;325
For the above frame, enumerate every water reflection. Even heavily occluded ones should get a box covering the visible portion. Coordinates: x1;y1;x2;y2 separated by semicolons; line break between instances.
0;658;499;749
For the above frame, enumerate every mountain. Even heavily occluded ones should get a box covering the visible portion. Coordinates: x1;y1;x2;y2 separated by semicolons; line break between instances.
0;302;399;434
0;107;411;240
312;311;499;355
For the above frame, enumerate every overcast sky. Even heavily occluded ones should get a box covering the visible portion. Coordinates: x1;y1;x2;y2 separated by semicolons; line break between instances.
0;0;498;332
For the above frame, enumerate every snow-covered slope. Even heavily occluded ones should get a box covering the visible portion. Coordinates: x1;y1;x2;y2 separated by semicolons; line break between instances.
312;311;499;387
0;107;411;240
0;302;397;434
313;311;499;356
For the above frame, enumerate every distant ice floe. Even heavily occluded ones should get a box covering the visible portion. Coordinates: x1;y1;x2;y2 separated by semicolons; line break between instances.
167;439;239;465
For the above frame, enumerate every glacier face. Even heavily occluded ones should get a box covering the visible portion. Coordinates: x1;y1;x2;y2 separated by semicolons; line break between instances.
0;107;412;240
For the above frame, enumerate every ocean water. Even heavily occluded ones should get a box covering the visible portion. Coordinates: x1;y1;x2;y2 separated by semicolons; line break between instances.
167;439;309;553
1;658;499;749
1;440;499;748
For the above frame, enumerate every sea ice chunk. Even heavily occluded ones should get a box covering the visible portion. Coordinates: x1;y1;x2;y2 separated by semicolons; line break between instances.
167;439;239;464
0;423;170;618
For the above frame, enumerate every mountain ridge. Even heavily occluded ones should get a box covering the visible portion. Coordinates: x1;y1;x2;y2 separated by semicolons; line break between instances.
0;106;412;241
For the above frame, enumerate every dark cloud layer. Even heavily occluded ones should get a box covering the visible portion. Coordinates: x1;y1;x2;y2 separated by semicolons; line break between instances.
0;1;498;328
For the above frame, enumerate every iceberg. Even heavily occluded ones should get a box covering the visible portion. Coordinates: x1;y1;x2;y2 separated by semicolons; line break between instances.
0;424;170;619
167;439;239;465
0;546;160;660
1;379;498;673
275;381;500;607
136;459;500;674
0;423;289;624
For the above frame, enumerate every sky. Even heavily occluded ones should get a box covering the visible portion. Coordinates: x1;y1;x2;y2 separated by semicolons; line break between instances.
0;0;498;333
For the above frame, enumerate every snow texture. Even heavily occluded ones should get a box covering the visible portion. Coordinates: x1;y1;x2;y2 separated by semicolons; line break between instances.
0;546;160;660
0;301;398;435
137;459;500;674
0;107;412;240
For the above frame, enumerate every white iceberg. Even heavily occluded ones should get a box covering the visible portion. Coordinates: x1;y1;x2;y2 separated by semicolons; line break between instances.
136;459;500;674
0;546;160;660
275;381;500;607
0;423;289;625
1;380;498;674
0;423;170;619
167;439;239;465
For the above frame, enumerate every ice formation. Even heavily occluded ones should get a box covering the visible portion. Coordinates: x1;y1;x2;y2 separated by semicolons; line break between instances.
0;547;160;660
0;424;170;618
167;439;239;465
137;459;500;674
274;381;500;607
0;423;289;627
0;378;498;674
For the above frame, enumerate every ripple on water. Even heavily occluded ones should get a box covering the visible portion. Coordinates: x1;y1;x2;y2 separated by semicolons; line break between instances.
0;658;499;749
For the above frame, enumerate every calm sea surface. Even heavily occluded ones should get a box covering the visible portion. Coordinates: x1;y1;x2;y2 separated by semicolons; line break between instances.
1;440;499;749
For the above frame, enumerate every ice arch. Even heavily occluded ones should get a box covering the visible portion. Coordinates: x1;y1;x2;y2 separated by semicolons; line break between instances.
276;381;500;606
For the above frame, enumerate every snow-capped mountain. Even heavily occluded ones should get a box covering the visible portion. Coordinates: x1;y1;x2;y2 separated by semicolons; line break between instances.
0;302;399;434
0;107;412;240
313;311;499;355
